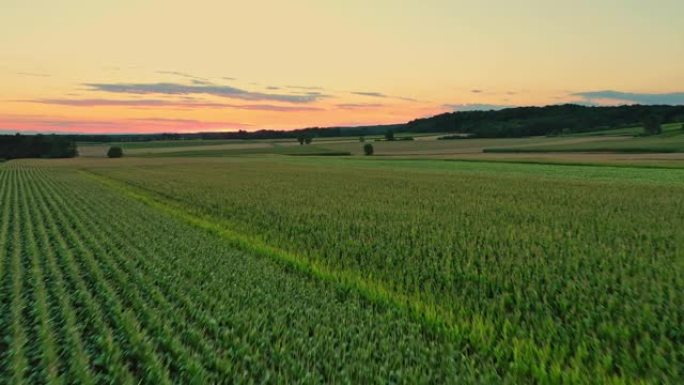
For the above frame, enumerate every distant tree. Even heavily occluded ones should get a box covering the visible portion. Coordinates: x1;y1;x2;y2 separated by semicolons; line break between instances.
305;136;313;144
363;143;374;156
642;115;662;135
107;146;124;158
385;130;395;141
359;136;365;142
297;136;305;145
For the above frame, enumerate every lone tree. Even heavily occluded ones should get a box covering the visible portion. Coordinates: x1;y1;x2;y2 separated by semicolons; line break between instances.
363;143;374;156
642;115;662;135
107;146;123;158
385;130;395;141
305;136;313;144
297;136;305;145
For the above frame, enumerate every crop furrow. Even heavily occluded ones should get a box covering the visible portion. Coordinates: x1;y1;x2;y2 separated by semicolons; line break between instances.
6;168;29;385
24;166;134;384
27;171;112;385
36;171;222;384
30;171;174;385
25;170;142;385
42;176;246;378
17;167;63;385
0;169;15;381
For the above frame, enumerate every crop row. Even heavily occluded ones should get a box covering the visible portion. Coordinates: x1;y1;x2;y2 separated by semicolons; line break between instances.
0;163;492;384
92;157;684;383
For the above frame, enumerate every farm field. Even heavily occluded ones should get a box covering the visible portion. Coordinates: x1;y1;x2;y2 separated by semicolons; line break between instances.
3;146;684;383
485;124;684;154
78;139;359;158
77;123;684;165
52;155;684;384
0;162;487;384
131;136;624;158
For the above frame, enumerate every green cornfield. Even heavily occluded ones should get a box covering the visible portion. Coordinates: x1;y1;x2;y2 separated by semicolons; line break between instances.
1;157;683;383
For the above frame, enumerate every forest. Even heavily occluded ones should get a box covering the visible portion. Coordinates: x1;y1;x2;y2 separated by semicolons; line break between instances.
406;104;684;137
0;134;78;160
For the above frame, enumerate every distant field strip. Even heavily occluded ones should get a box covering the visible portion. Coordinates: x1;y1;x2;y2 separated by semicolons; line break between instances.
140;145;351;157
485;130;684;154
86;157;684;384
0;163;493;384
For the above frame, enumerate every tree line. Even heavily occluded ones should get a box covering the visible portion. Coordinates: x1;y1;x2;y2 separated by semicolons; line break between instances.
0;134;78;160
4;105;683;151
406;104;684;137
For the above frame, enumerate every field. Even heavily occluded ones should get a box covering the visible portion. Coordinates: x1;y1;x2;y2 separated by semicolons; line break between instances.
2;132;684;383
86;157;684;381
77;124;684;166
485;124;684;154
0;162;480;384
4;152;683;384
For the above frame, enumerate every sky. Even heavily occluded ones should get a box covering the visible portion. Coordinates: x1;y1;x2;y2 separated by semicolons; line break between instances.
1;0;683;134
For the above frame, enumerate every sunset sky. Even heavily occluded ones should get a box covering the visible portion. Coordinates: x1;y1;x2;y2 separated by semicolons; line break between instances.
2;0;683;134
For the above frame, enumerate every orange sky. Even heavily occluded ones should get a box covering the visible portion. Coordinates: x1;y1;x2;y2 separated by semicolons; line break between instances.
2;0;683;133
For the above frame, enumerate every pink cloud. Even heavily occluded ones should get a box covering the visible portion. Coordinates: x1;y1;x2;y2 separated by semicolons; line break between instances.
0;114;251;134
25;98;324;112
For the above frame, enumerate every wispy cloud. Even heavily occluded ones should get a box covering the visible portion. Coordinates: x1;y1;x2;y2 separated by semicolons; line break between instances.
15;71;50;77
471;89;483;93
156;70;211;82
84;82;328;103
336;103;384;109
572;90;684;105
396;96;419;102
442;103;514;112
352;91;387;98
157;70;192;77
133;117;252;128
26;98;324;111
351;91;418;102
287;85;324;90
26;98;226;108
232;104;322;112
0;114;251;134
